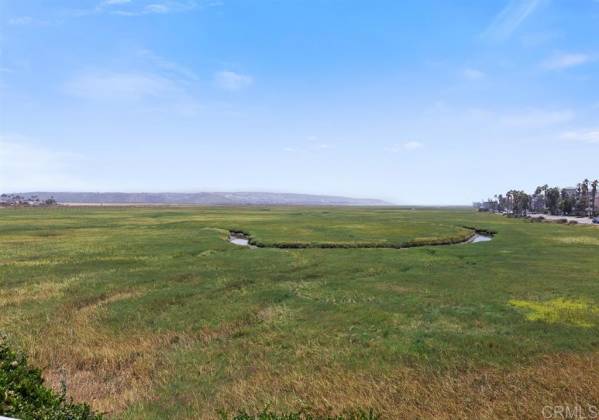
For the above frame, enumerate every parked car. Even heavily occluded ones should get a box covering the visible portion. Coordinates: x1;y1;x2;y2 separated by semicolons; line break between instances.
593;217;599;224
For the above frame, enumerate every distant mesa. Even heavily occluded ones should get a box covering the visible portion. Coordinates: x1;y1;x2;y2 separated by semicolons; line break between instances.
9;192;392;206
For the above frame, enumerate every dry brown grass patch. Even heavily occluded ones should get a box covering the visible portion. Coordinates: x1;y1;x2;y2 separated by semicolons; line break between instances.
0;277;77;308
204;352;599;419
23;291;189;414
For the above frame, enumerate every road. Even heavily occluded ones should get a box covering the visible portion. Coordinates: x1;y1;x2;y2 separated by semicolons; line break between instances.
528;213;595;225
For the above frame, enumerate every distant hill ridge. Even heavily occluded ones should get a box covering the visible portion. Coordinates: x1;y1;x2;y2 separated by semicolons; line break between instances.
16;192;391;206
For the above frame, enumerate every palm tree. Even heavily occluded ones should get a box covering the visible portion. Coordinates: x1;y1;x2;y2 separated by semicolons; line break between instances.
575;183;584;215
506;190;514;214
560;189;571;215
592;179;598;217
582;179;590;216
497;194;505;212
542;184;549;212
532;187;543;212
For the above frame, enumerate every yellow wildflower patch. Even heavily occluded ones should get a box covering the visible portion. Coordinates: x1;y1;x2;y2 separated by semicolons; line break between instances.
509;298;599;328
554;236;599;246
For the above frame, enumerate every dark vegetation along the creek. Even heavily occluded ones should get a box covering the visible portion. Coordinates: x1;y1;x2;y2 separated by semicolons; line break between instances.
1;206;598;419
228;227;496;248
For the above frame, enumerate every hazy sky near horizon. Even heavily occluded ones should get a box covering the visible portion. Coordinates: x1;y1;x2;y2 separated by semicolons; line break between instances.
1;0;598;204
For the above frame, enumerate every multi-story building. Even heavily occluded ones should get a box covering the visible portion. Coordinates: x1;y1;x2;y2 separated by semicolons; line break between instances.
562;187;577;199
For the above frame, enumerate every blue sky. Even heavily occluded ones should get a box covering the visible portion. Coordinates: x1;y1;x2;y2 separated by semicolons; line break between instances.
0;0;598;204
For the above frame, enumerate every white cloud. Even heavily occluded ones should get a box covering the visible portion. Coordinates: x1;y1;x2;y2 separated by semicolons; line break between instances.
482;0;544;42
520;31;557;48
137;49;199;81
386;142;424;152
103;0;132;5
561;129;599;144
306;136;333;151
464;107;575;129
542;53;591;70
145;4;170;14
403;141;424;150
9;1;219;22
214;70;253;91
462;68;485;80
7;16;50;26
105;1;213;16
500;109;574;127
63;50;202;115
65;72;179;101
0;136;86;191
66;0;215;17
63;70;201;115
8;16;33;25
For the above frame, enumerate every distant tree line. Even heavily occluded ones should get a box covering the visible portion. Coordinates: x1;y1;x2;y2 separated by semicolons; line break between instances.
0;194;57;208
476;178;598;217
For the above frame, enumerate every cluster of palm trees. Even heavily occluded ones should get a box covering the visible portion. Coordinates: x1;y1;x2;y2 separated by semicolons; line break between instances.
482;179;598;217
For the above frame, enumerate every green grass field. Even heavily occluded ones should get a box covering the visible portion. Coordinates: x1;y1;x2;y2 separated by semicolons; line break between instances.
1;207;598;419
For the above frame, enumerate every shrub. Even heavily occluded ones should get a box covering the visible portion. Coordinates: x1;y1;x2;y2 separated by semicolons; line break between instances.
460;226;497;236
0;333;101;420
